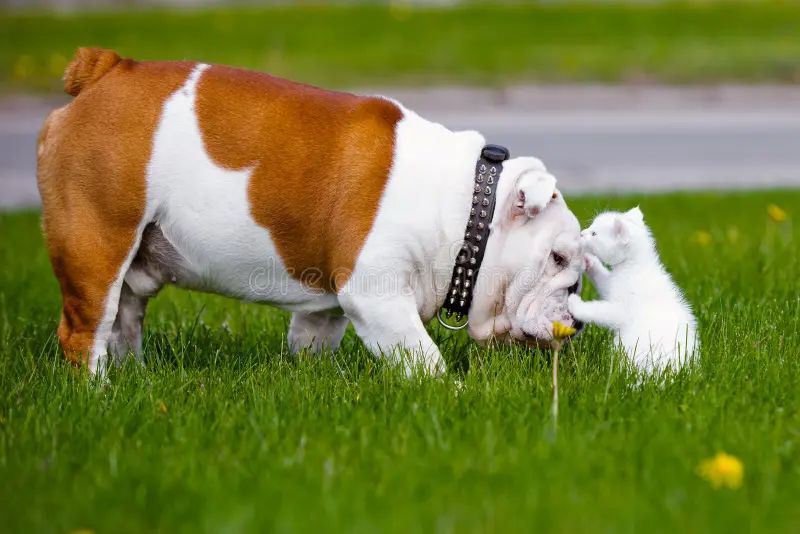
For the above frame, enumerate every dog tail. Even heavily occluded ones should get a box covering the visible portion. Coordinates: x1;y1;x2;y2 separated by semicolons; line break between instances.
63;47;122;97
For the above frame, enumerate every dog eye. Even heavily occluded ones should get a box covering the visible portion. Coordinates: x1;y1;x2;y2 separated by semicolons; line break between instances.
591;231;597;236
552;252;567;267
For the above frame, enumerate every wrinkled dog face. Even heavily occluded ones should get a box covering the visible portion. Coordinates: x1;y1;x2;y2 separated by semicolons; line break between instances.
468;157;583;345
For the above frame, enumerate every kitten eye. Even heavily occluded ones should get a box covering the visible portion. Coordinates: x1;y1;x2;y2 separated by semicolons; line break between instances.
552;252;567;268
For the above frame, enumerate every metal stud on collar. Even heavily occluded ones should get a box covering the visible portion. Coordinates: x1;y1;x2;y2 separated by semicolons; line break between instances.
438;144;510;330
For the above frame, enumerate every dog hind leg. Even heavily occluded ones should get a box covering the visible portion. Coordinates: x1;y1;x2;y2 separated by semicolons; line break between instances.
49;221;148;375
108;282;149;365
288;311;350;354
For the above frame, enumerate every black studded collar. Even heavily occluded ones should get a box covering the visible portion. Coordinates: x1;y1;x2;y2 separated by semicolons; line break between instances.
437;144;510;330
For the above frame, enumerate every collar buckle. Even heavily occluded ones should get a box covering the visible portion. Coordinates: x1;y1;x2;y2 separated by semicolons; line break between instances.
437;308;469;331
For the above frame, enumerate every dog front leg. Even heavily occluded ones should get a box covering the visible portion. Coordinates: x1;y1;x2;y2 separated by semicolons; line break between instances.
339;292;445;376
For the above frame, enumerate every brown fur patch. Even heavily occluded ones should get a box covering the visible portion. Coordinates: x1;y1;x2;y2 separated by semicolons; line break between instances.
38;51;192;365
194;65;403;292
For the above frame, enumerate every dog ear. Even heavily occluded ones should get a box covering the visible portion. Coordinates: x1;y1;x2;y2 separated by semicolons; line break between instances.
501;158;557;222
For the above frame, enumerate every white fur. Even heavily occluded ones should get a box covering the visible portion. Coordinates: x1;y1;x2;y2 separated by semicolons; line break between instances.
98;66;584;375
568;207;698;372
145;64;338;311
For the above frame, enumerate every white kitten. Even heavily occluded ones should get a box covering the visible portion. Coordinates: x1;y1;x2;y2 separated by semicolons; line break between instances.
568;207;698;372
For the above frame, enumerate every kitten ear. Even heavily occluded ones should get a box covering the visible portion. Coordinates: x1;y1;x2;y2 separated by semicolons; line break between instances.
625;206;644;225
613;217;629;240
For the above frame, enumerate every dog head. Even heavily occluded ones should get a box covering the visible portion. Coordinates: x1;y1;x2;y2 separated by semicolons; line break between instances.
468;157;583;345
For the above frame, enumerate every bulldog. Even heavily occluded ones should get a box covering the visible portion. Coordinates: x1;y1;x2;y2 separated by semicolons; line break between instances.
37;48;584;375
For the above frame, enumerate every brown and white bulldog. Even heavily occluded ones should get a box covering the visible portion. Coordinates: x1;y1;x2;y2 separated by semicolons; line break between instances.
37;48;584;375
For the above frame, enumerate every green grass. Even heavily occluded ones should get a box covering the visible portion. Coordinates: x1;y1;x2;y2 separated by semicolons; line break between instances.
2;2;800;92
1;191;799;532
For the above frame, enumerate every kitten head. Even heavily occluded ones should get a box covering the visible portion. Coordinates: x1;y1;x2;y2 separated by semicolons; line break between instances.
581;206;649;265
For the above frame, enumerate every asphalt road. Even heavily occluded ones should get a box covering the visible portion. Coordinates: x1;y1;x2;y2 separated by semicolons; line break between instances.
2;86;799;209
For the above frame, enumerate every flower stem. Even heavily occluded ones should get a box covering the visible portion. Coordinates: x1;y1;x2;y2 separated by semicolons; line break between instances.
551;347;559;436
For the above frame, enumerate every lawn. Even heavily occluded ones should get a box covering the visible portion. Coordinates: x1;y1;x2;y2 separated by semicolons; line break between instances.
1;190;798;532
2;2;800;92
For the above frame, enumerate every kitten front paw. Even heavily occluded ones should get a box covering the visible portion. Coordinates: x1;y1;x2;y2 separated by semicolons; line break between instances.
584;253;602;275
567;294;585;318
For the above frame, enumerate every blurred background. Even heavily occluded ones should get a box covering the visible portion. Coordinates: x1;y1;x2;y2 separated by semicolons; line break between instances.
1;0;799;208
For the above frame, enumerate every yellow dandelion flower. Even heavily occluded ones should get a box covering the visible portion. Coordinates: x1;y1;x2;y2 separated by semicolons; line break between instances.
552;321;576;340
691;230;712;246
698;452;744;489
767;204;788;223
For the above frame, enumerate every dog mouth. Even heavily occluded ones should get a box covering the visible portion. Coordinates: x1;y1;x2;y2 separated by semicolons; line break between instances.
519;278;583;342
565;280;584;333
567;280;580;295
563;276;584;332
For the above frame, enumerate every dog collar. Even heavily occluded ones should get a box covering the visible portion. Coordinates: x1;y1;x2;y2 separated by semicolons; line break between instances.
437;144;510;330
